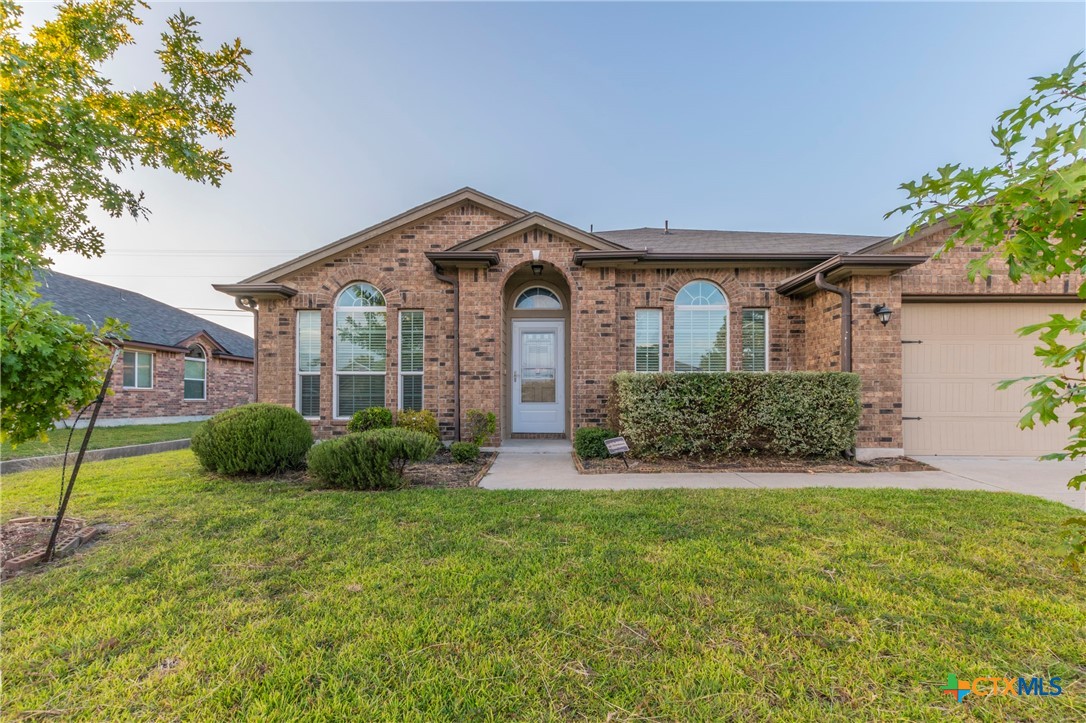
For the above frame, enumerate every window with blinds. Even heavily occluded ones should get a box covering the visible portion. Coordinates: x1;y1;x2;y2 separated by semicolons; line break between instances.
335;283;386;417
674;281;729;372
296;310;321;417
634;309;661;372
399;310;424;411
741;309;769;372
122;351;153;389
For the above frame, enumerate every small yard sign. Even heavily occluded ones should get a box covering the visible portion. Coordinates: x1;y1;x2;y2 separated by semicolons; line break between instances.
604;436;630;468
604;437;630;455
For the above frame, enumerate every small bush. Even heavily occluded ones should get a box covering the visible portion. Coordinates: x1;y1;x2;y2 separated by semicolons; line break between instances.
610;371;860;458
307;428;439;490
192;403;312;475
397;409;440;439
574;426;615;459
464;409;497;445
450;441;480;464
347;406;393;433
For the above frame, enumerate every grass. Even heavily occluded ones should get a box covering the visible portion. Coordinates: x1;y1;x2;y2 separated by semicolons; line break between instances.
2;451;1084;721
1;421;201;460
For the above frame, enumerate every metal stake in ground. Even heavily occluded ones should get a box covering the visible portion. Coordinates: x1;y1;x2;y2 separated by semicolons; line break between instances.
44;346;122;563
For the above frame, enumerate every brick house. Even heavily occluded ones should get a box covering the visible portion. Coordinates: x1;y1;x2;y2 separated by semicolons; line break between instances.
215;188;1081;458
38;271;254;424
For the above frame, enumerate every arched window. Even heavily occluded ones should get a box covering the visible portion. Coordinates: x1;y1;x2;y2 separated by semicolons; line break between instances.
335;282;387;417
184;345;207;400
674;281;729;372
514;286;562;310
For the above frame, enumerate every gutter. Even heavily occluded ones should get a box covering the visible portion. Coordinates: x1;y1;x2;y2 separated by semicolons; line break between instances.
232;296;260;400
432;266;461;442
814;272;852;373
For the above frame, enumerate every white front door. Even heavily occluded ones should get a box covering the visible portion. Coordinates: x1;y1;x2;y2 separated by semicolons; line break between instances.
511;319;565;434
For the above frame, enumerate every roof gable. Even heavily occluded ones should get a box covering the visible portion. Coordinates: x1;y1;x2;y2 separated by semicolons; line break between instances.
447;212;626;252
35;270;254;358
242;187;527;283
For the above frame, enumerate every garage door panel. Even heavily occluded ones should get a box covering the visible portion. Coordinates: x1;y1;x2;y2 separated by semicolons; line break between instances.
902;302;1082;456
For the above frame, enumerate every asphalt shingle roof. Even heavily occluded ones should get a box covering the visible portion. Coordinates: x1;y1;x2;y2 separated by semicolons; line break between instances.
34;270;254;359
594;228;886;255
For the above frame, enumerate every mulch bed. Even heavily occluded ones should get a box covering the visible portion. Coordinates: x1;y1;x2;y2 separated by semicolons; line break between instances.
402;449;496;488
575;454;936;475
1;517;81;565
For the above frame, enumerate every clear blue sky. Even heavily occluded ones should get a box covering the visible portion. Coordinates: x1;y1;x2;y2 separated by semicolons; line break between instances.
35;1;1085;334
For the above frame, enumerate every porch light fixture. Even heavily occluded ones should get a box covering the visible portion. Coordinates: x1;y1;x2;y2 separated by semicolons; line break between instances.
873;304;892;326
531;249;543;277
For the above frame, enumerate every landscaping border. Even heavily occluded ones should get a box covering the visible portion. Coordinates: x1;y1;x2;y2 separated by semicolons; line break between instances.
2;517;99;576
1;439;192;475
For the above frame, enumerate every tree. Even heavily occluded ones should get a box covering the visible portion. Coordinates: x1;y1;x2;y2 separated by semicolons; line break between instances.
887;52;1086;567
0;0;250;443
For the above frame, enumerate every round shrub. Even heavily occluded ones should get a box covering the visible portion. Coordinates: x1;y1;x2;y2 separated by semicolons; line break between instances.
396;409;440;439
307;427;439;490
574;426;615;459
347;406;393;433
192;403;313;475
450;441;480;464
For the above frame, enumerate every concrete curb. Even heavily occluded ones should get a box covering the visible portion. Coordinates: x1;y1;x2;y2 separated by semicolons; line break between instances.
1;438;191;475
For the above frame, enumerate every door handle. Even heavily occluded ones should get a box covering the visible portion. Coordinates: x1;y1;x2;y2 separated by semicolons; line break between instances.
514;371;518;383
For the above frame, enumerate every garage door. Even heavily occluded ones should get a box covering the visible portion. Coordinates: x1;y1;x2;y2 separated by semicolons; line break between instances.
902;301;1082;456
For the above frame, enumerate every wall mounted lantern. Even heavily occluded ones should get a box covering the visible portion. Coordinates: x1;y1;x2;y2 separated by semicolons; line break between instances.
531;249;544;276
873;304;892;326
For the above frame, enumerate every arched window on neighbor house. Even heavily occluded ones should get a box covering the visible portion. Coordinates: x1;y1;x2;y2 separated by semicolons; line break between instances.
674;280;729;372
335;282;387;417
184;345;207;400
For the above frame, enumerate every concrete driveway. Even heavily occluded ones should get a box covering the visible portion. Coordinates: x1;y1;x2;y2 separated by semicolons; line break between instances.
481;442;1085;510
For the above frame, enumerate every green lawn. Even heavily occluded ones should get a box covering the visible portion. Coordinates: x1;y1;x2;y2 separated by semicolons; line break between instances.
2;451;1083;721
1;421;201;460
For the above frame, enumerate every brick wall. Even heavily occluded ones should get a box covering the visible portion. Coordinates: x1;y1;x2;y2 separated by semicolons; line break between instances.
97;349;253;421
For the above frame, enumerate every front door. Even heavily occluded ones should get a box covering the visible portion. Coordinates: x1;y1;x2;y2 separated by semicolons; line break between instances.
511;319;565;434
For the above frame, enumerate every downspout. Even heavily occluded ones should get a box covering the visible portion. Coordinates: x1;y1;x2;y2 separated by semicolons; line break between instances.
433;266;461;442
814;272;851;372
234;296;259;401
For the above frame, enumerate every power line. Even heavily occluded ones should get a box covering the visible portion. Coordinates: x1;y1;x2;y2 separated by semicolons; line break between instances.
178;307;249;313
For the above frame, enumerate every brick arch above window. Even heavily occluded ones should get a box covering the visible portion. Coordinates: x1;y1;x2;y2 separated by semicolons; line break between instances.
311;271;395;309
660;270;746;306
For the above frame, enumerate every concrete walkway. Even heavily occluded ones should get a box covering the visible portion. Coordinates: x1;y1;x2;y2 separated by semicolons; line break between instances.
480;440;1086;510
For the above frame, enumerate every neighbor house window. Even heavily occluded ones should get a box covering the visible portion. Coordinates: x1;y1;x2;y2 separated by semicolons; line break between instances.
741;309;769;372
335;282;386;417
674;281;728;372
122;351;153;389
514;286;562;310
399;310;424;411
184;345;207;400
634;309;661;372
296;310;321;418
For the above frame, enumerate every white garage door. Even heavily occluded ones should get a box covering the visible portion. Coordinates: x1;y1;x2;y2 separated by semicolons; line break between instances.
902;301;1082;456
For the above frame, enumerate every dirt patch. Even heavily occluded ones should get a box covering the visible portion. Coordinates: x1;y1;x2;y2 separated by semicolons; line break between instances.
1;517;82;565
575;454;935;475
404;449;495;488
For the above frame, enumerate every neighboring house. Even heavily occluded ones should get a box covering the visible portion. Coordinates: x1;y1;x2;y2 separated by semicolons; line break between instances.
37;270;254;424
214;187;1082;458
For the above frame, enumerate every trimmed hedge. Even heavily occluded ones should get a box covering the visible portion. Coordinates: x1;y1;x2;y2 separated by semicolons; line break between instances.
610;372;860;458
192;403;313;475
307;427;439;490
574;427;615;459
347;406;393;433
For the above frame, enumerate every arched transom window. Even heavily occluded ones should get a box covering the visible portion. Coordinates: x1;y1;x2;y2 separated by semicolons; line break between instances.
514;286;562;310
335;282;387;417
183;345;207;400
674;281;729;373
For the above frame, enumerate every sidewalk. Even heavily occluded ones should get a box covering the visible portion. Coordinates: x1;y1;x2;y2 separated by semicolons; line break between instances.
480;440;1086;510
